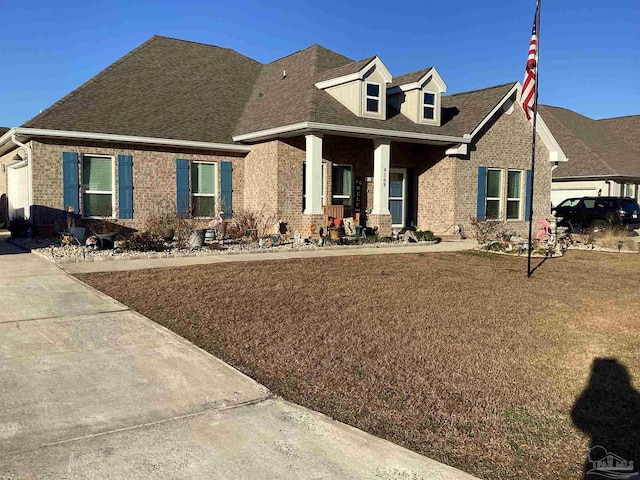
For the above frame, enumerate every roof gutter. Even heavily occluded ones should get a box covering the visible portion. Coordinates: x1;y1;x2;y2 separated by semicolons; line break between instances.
232;122;470;145
0;128;252;154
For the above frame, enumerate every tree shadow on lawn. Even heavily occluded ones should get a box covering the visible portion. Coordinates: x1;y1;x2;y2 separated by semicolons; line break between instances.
572;358;640;479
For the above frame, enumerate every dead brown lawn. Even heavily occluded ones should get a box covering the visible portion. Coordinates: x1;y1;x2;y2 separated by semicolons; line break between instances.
77;250;640;480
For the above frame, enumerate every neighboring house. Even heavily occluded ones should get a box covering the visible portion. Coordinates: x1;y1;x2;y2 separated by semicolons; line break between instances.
538;105;640;206
0;36;563;237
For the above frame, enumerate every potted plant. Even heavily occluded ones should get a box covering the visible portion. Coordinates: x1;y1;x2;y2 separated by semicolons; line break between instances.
87;213;121;249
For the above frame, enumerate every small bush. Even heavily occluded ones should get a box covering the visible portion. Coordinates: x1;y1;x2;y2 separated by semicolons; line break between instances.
121;232;166;252
415;230;436;241
469;216;504;244
229;205;280;241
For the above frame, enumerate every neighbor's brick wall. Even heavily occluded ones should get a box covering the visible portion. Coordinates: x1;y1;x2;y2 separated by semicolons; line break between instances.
29;139;245;230
454;105;551;237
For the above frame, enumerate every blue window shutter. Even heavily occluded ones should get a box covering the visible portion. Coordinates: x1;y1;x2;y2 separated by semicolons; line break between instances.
62;152;79;214
176;158;190;218
220;161;233;218
524;169;533;221
118;155;133;219
476;166;487;220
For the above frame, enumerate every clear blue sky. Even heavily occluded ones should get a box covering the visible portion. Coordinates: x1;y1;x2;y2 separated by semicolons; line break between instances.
1;0;637;127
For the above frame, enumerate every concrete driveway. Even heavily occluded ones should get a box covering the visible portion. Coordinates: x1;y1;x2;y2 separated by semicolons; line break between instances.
0;236;477;479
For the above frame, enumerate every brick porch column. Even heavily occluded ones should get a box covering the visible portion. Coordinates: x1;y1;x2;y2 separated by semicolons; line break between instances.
370;139;392;236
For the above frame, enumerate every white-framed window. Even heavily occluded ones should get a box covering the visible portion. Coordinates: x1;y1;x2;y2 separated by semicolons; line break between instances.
302;162;327;211
422;91;436;121
191;161;217;217
486;168;502;220
82;154;114;217
506;170;523;220
332;164;352;206
365;82;381;114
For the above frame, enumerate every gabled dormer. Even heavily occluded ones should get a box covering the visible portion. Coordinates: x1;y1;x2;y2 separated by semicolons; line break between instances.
315;57;392;120
387;67;447;126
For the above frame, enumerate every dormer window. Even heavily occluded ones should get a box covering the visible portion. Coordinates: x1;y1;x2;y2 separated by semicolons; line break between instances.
422;92;436;121
365;82;381;114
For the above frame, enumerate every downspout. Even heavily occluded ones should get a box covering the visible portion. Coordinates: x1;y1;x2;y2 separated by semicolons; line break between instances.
10;134;34;220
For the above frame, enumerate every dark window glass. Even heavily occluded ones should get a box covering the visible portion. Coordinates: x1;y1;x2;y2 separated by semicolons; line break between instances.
367;83;380;97
366;98;379;113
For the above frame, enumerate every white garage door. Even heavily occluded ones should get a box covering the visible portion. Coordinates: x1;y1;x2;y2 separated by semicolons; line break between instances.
8;165;29;220
551;188;597;208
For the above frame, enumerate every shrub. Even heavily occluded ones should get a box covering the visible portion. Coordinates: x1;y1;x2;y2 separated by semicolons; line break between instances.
598;225;636;251
468;216;504;244
121;232;166;252
229;205;280;241
415;230;436;241
144;197;179;235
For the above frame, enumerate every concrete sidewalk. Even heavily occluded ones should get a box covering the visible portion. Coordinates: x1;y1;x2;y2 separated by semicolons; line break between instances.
0;235;478;479
61;239;476;274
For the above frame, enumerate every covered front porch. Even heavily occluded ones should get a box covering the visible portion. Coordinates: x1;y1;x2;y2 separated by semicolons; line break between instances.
300;133;453;236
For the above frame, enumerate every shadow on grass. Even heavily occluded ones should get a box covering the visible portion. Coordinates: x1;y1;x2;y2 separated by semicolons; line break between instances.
528;256;549;276
571;358;640;479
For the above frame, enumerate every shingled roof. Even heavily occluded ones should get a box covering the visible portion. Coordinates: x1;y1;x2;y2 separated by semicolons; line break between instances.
388;67;433;88
538;105;640;179
23;36;263;144
0;127;9;137
233;40;516;138
21;36;519;145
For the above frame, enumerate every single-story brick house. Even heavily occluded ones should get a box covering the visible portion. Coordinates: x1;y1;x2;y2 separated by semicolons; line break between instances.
537;106;640;207
0;36;565;237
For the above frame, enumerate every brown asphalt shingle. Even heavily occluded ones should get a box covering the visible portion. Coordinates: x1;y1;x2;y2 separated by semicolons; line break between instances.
388;67;433;88
0;127;9;137
538;105;640;179
20;36;519;144
23;36;263;144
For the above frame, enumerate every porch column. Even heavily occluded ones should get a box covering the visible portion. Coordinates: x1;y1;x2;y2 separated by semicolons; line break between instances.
371;139;390;215
303;134;324;215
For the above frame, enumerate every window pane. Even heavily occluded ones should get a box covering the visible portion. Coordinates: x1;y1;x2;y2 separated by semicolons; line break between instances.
423;106;434;119
507;171;522;199
390;199;403;225
193;196;216;217
332;166;352;197
366;83;380;97
366;98;379;113
83;156;112;192
487;170;502;198
84;193;112;217
423;92;435;105
486;199;500;220
583;199;595;209
507;200;520;220
389;172;404;198
192;163;216;195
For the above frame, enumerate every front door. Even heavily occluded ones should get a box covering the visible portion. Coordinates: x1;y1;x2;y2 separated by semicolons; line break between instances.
389;168;406;227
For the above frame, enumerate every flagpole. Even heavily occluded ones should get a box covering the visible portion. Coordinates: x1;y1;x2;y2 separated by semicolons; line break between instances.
527;0;541;278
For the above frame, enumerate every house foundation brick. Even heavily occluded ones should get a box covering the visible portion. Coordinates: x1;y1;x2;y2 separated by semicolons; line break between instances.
367;213;392;237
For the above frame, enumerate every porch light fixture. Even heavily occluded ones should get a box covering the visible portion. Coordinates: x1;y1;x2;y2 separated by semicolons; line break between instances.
8;148;28;167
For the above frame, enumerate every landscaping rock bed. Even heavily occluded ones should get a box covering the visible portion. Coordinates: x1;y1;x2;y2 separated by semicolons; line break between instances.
11;235;450;264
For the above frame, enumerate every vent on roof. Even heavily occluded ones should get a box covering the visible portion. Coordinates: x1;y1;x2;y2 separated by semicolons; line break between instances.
282;70;287;79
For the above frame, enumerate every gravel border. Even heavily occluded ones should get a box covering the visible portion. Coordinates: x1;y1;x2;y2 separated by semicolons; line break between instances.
10;237;453;265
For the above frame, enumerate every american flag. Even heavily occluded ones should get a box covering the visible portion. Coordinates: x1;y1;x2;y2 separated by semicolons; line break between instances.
522;1;540;120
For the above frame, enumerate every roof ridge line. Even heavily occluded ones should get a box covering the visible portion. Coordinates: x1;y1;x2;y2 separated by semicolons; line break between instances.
445;81;517;98
23;36;162;128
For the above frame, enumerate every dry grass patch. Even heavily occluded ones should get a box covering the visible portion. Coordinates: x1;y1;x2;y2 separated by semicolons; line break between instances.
77;250;640;480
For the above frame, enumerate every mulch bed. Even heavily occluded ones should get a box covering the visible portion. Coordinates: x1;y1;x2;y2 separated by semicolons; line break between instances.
77;250;640;480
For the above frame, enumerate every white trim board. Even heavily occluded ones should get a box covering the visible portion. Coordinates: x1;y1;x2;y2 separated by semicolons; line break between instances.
0;128;252;156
